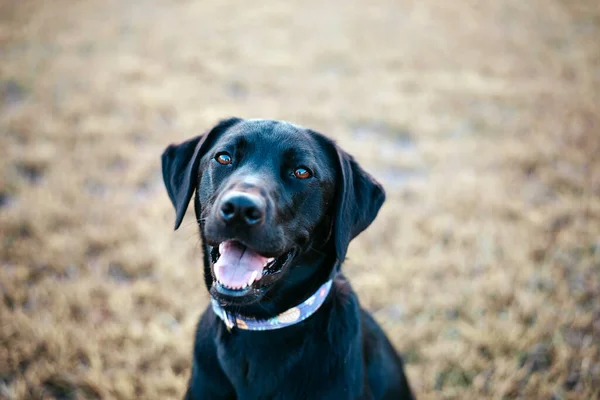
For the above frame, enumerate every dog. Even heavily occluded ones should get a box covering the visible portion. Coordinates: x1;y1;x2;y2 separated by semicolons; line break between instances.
162;118;414;399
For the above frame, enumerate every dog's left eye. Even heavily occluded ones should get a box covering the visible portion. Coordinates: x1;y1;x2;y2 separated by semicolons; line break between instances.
293;167;312;180
215;152;232;165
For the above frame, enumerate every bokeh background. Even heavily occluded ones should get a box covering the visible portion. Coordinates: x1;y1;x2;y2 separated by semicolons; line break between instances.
1;0;599;399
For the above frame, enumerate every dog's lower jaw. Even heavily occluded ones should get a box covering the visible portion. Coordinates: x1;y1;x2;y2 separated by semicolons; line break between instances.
205;243;296;306
213;248;336;320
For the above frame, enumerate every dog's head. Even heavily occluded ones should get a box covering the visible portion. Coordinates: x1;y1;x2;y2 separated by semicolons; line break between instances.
162;118;384;309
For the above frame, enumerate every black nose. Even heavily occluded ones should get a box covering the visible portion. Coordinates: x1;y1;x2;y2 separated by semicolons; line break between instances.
219;192;265;226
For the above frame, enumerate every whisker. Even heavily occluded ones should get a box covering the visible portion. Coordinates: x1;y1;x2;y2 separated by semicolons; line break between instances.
305;245;328;257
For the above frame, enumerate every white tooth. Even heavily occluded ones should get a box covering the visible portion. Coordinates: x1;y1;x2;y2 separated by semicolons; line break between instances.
247;271;257;286
267;257;275;264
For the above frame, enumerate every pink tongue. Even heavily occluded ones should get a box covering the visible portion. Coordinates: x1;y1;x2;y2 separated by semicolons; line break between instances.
213;241;267;289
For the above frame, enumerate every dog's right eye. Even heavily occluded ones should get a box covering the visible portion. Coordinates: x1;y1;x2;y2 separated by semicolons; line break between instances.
215;152;232;165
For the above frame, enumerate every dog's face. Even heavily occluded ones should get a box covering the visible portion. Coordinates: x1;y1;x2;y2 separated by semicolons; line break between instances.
162;118;385;308
198;120;337;304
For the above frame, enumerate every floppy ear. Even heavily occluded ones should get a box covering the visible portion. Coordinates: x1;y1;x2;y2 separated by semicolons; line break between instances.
161;117;242;230
332;146;386;264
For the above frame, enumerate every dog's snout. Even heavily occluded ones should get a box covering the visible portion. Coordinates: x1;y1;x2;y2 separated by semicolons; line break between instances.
219;191;265;226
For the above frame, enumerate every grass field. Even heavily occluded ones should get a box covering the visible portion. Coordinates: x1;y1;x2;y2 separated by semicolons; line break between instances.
1;0;599;398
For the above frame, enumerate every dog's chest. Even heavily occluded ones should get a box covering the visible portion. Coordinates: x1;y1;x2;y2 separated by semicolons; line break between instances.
215;328;327;398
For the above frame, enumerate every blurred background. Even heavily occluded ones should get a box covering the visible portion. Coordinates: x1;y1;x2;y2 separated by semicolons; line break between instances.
1;0;599;399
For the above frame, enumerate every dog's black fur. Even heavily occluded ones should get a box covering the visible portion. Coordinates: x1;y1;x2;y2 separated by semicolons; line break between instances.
162;118;414;399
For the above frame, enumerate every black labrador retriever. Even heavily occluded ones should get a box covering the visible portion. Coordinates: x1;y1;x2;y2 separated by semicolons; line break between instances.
162;118;414;399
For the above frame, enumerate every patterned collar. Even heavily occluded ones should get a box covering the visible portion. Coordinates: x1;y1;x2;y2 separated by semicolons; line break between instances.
211;280;333;331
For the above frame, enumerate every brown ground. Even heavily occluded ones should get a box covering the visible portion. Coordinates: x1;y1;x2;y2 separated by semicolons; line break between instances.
1;0;600;399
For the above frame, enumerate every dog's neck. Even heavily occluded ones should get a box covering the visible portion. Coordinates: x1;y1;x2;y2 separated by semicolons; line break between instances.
211;279;333;330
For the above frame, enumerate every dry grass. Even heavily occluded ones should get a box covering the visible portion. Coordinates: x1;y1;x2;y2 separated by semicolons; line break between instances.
1;0;599;399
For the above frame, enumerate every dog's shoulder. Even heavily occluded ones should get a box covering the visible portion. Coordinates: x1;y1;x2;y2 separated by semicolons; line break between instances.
192;306;220;356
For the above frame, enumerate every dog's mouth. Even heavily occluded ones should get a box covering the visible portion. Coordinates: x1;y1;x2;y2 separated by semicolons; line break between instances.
210;240;294;297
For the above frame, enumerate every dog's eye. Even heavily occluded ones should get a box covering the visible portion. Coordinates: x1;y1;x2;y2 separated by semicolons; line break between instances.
293;167;312;180
215;152;232;165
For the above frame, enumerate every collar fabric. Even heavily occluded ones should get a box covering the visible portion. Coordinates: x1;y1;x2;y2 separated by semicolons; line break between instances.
211;280;333;331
